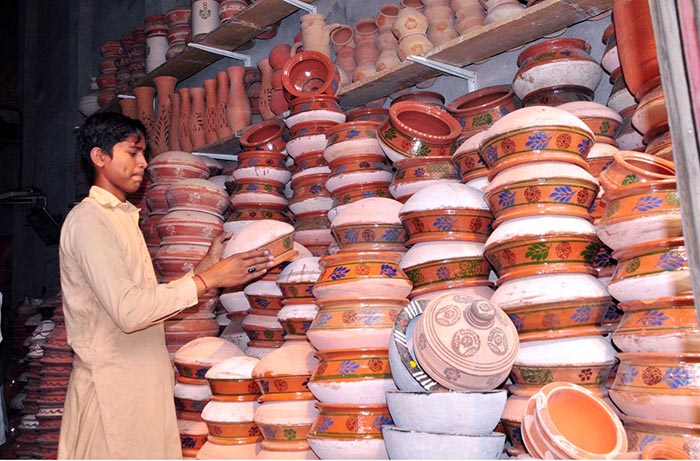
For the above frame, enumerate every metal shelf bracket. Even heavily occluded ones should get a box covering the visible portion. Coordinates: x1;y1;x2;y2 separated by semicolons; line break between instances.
187;43;252;67
406;55;478;92
281;0;316;14
117;94;136;99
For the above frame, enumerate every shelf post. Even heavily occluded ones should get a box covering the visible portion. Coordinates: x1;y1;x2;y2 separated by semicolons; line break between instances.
406;55;478;92
187;43;252;67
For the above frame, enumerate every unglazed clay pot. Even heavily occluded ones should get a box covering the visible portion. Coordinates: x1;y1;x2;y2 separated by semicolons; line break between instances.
222;219;297;267
147;150;210;183
448;85;521;140
165;178;230;215
383;426;505;459
153;242;210;278
174;336;246;384
157;209;223;244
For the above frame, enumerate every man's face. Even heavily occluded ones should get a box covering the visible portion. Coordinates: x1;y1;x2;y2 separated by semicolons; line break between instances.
97;134;148;200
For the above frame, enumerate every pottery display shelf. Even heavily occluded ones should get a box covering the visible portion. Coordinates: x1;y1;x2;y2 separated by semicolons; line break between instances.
99;0;316;114
337;0;613;108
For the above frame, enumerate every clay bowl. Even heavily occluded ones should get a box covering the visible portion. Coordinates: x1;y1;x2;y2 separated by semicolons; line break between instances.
596;179;683;251
307;296;405;351
222;219;297;267
147;150;210;183
345;107;390;123
286;121;338;158
292;149;328;172
325;154;393;195
153;242;209;278
612;295;700;354
141;212;164;245
632;85;667;136
227;202;293;225
377;101;462;163
308;348;397;404
644;122;673;160
453;131;490;183
610;352;700;425
282;50;339;99
146;182;173;213
275;257;321;302
329;196;406;253
201;400;259;438
276;303;317;337
285;94;346;129
229;177;288;207
483;215;600;284
607;237;690;303
204;356;261;400
242;310;285;344
383;426;505;460
165;179;230;215
390;156;460;202
585;142;618;177
324;121;384;162
620;414;700;458
313;251;413;300
385;389;506;436
240;119;288;152
178;420;208;454
559;101;623;146
156;209;223;244
243;280;284;311
329;181;392;219
172;335;244;382
598;150;676;195
483;161;599;226
233;150;291;185
447;84;521;140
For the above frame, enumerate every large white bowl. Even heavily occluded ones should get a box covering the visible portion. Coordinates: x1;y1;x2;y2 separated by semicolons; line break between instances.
382;426;505;460
307;437;388;460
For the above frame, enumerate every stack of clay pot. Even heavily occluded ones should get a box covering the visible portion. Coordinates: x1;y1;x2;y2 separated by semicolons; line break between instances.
164;6;192;61
482;0;524;25
512;37;603;107
424;0;457;46
374;5;400;73
96;40;122;108
196;356;263;459
352;18;380;82
393;0;434;62
452;0;485;36
173;337;246;458
477;106;619;456
126;27;148;90
329;24;357;83
191;0;220;41
241;271;287;359
144;14;169;73
377;99;462;203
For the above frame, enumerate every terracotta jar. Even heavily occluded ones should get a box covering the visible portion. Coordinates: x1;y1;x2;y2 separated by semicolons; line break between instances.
397;33;434;61
448;84;521;140
392;5;429;39
203;79;219;144
299;13;340;59
151;76;177;156
214;71;232;139
168;92;181;151
598;150;676;195
282;51;339;99
376;4;400;32
133;85;156;144
177;88;194;152
189;87;207;150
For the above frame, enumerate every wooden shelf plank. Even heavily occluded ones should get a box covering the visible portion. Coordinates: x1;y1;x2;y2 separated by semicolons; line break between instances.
338;0;613;108
194;132;242;155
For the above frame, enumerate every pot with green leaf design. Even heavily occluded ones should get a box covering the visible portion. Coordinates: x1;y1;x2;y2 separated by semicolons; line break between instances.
598;150;675;195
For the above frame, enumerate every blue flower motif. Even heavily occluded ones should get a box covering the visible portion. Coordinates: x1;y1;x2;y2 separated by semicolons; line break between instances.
361;191;377;198
526;132;552;150
335;165;348;174
195;367;208;378
632;195;664;212
301;321;312;332
436;266;451;280
258;380;270;393
589;201;598;214
305;284;314;296
511;427;523;444
344;228;359;242
593;250;613;268
655;252;687;271
261;425;277;439
248;158;260;166
620;365;639;384
561;49;571;56
383;227;403;242
380;264;398;277
315;312;332;327
330;266;351;280
638;435;663;450
477;156;486;166
484;145;498;164
254;297;270;308
182;436;196;448
338;360;360;375
578;138;592;155
603;305;623;322
639;310;669;327
663;367;690;388
372;416;393;431
414;167;426;177
550;185;575;203
247;329;259;340
509;314;525;331
245;183;260;191
434;216;457;231
317;416;334;432
498;190;516;208
310;184;324;194
358;310;382;325
571;306;592;323
499;107;511;117
346;129;360;139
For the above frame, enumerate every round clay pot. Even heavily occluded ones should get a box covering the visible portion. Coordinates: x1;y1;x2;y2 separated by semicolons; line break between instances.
156;209;224;244
620;414;700;458
559;101;623;146
147;150;210;183
390;156;460;202
289;173;333;216
234;150;291;184
285;94;346;129
326;155;393;195
452;131;490;182
447;85;521;140
598;150;675;195
153;242;210;277
346;107;390;123
324;121;384;162
165;178;230;215
243;279;284;311
239;119;287;152
229;177;288;207
222;219;296;267
329;181;393;218
392;6;429;39
282;50;340;99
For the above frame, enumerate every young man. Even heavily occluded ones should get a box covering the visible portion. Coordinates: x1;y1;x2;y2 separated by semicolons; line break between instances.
58;112;272;459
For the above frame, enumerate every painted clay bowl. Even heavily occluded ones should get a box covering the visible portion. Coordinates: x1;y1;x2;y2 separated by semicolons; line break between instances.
178;419;208;454
480;105;595;179
308;296;405;351
240;119;288;152
385;389;506;436
276;256;321;302
610;352;700;424
607;237;690;303
147;150;210;183
205;356;261;401
282;50;340;99
644;122;673;160
559;101;623;146
165;179;230;215
329;181;391;211
146;182;173;213
510;361;615;399
620;414;700;458
586;142;618;177
607;68;636;113
242;309;285;344
308;348;396;404
141;212;164;245
286;125;336;159
483;215;600;284
513;38;603;101
243;280;284;311
287;94;344;117
616;106;645;152
227;202;293;225
612;295;700;354
277;303;317;338
632;85;667;136
252;340;318;379
447;84;521;140
289;173;333;216
598;150;675;195
377;101;462;163
173;383;211;413
324;121;384;162
153;242;209;277
233;150;291;184
346;107;390;123
325;154;393;195
156;209;223;244
292;150;328;172
483;161;599;226
222;219;296;266
390;156;460;202
229;178;288;207
596;179;682;251
293;210;333;249
330;197;406;252
414;293;519;391
254;399;318;445
452;131;490;183
201;399;260;435
313;251;412;300
382;426;505;460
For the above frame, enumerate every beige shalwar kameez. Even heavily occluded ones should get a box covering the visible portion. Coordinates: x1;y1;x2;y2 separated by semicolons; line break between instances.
58;186;199;459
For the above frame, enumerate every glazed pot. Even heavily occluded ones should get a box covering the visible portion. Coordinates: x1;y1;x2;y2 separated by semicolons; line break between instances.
147;150;210;183
452;131;490;183
227;202;293;225
325;155;393;194
329;181;392;219
240;119;287;152
234;150;291;184
620;414;700;458
390;156;460;202
447;85;521;140
289;173;333;216
230;177;288;207
598;150;675;195
285;94;346;129
205;356;261;401
324;121;384;161
559;101;623;147
222;219;296;267
156;209;223;244
165;178;230;215
282;50;340;99
243;280;284;311
329;197;406;252
174;336;246;384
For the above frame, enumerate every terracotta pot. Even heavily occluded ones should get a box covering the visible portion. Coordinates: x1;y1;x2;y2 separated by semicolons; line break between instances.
227;202;293;224
147;150;209;182
644;122;673;160
167;92;182;151
392;6;429;39
400;207;493;245
146;184;171;213
133;85;156;145
282;51;340;99
157;209;223;244
239;119;287;152
234;149;290;184
448;85;521;140
189;87;207;150
166;178;230;215
299;13;339;59
397;33;434;60
176;88;194;152
376;4;400;32
598;150;675;195
390;156;460;202
330;181;392;214
620;414;700;458
203;79;220;144
257;58;275;120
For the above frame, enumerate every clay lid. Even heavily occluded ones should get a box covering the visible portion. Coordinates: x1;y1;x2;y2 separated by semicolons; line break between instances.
484;106;593;138
331;197;403;226
400;182;488;213
252;341;318;377
558;101;623;123
400;241;485;268
169;178;228;194
243;280;283;297
276;257;322;284
174;337;245;366
486;215;596;245
222;219;295;258
174;381;212;400
148;150;208;169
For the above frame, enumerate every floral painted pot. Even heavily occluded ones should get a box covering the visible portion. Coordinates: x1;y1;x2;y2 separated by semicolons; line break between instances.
620;414;700;458
156;209;223;244
331;223;407;253
607;237;690;303
234;150;291;184
480;106;595;179
329;181;392;219
282;51;340;99
240;119;288;152
254;399;318;451
289;173;332;216
644;122;673;160
307;403;392;459
287;123;336;158
586;142;618;178
146;183;174;213
174;381;211;412
447;84;521;140
178;420;208;454
287;94;345;119
559;101;623;146
399;205;493;245
313;251;412;300
346;107;390;123
165;178;230;215
452;131;490;183
242;309;285;344
377;101;462;163
292;150;328;172
610;352;700;424
277;303;317;338
484;161;599;225
308;348;396;404
244;280;284;311
324;121;384;162
325;154;394;194
230;178;288;207
613;295;700;354
293;210;333;249
308;296;405;351
598;150;675;195
509;362;614;398
147;150;210;183
227;202;293;224
205;357;262;401
153;242;209;277
632;85;667;136
596;179;682;251
222;219;296;267
201;399;260;437
390;156;460;202
513;38;602;102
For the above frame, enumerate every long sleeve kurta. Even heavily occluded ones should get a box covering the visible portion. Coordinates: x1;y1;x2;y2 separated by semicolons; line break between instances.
58;186;199;459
